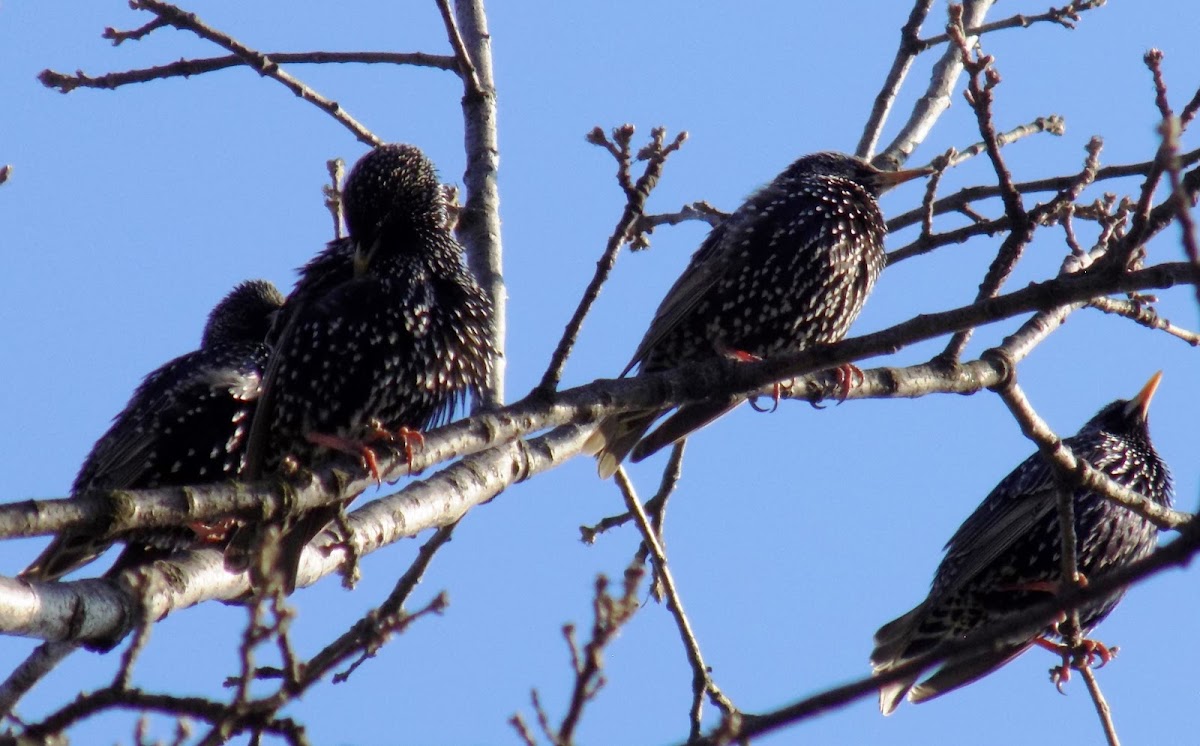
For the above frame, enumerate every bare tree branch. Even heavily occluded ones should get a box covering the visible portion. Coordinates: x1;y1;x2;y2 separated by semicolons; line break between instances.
535;126;688;396
38;51;456;94
453;0;506;407
875;0;997;170
128;0;381;146
856;0;936;159
916;0;1106;50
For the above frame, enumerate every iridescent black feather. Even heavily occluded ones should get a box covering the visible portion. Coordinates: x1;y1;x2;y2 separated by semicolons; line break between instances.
872;375;1172;714
585;152;926;476
231;143;495;591
21;280;283;581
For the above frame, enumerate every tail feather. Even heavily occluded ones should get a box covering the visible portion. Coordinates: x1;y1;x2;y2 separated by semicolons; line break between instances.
870;604;927;716
872;601;1039;713
584;410;663;479
630;399;740;463
908;644;1032;705
20;533;112;583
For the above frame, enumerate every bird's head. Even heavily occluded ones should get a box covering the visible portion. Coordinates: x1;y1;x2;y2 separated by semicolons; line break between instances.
784;151;932;197
1084;371;1163;436
201;279;286;348
342;144;446;257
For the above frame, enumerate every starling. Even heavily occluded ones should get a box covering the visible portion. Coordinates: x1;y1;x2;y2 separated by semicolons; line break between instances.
871;373;1173;714
584;152;928;477
21;280;284;581
230;143;495;591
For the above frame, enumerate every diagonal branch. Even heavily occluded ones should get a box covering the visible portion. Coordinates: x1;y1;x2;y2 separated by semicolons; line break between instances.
128;0;381;146
688;516;1200;745
535;126;688;396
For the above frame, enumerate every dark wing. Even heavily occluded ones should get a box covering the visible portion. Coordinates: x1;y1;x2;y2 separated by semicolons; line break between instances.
24;345;264;582
242;238;357;479
73;349;262;493
932;451;1059;598
620;218;735;376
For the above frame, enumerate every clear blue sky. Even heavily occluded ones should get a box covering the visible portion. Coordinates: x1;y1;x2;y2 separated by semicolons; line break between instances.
2;2;1198;744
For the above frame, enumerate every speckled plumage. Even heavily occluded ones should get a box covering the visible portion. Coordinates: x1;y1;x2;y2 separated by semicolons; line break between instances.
231;143;495;590
21;280;284;582
585;152;927;477
872;374;1173;714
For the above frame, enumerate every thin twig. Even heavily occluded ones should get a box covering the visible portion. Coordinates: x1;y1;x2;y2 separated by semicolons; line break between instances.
613;467;735;741
102;16;169;45
856;0;935;159
917;0;1106;50
323;158;345;241
556;564;643;744
434;0;483;97
128;0;381;146
535;126;687;396
630;201;725;251
939;11;1033;362
888;147;1200;234
40;51;456;94
948;114;1065;167
1086;296;1200;345
1080;666;1122;746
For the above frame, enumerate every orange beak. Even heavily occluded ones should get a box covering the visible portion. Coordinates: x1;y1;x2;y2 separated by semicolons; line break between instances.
1124;371;1163;421
873;165;935;193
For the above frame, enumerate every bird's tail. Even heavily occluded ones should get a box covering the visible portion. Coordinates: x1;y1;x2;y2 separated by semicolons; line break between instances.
583;410;663;479
629;398;741;463
871;602;1036;714
20;533;111;583
870;604;927;715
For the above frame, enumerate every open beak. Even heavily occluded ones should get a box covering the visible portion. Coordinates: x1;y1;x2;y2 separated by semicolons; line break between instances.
1123;370;1163;421
873;165;934;193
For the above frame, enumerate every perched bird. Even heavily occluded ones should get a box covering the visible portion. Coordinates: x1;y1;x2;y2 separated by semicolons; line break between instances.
21;280;284;581
871;373;1173;714
230;143;495;591
584;152;927;477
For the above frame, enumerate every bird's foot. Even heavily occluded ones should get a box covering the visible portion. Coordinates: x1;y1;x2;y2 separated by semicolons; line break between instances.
361;421;426;473
722;349;784;414
832;363;864;403
305;431;386;485
1036;635;1118;694
189;518;238;545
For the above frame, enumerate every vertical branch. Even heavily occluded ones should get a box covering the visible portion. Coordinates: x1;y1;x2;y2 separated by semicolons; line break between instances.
453;0;506;408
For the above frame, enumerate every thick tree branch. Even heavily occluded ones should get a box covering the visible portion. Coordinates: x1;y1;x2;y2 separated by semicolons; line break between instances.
453;0;507;407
